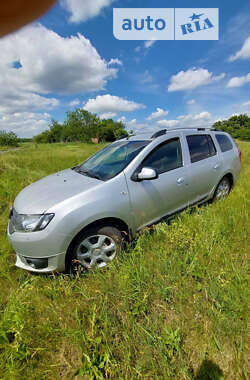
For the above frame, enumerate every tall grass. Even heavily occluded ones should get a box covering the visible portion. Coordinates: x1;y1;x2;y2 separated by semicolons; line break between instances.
0;142;249;379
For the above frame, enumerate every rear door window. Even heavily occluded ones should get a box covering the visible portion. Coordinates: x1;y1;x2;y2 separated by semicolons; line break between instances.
186;135;217;163
215;134;233;152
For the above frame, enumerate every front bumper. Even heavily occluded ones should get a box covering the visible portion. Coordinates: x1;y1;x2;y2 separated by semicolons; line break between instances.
7;221;70;273
15;252;66;273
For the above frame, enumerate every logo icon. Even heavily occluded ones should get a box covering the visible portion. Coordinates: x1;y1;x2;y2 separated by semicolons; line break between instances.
175;8;219;40
189;13;204;21
113;8;219;41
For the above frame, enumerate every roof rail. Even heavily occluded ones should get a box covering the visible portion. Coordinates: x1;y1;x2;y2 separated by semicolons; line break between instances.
151;129;167;139
147;126;222;140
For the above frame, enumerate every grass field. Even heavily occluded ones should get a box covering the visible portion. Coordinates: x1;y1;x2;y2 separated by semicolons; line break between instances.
0;146;19;152
0;142;249;380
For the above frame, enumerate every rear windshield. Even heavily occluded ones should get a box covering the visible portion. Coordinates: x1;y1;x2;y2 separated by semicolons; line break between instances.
74;140;149;181
215;134;233;153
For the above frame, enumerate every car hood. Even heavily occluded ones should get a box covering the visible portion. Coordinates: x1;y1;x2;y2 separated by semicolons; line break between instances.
14;169;100;214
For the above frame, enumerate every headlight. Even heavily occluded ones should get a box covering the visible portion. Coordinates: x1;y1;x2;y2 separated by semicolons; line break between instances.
11;210;54;232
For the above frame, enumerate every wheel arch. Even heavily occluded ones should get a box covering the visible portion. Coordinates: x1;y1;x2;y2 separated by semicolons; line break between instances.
212;172;234;200
218;172;234;189
65;217;131;271
223;172;234;188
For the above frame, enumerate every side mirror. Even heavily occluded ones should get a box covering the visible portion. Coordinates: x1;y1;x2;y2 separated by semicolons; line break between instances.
137;167;158;181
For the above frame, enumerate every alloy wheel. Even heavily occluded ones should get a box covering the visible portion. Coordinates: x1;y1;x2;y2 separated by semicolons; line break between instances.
76;234;117;269
215;178;231;201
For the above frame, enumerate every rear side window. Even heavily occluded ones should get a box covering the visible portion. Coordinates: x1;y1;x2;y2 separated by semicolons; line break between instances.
186;135;217;163
142;138;183;174
215;134;233;153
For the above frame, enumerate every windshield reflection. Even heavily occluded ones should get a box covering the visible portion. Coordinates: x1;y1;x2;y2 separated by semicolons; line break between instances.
74;140;149;181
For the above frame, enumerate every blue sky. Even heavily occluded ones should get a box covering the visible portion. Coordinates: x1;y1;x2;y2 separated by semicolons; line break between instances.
0;0;250;137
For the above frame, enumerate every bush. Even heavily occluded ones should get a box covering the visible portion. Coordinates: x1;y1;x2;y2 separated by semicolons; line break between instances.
0;131;19;147
213;114;250;141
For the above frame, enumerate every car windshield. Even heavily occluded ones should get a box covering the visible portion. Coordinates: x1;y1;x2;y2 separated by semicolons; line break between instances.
73;140;149;181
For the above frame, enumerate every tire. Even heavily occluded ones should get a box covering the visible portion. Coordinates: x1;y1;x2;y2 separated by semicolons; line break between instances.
68;225;122;274
213;177;231;202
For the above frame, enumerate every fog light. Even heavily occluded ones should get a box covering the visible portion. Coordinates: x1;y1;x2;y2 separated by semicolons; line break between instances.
26;258;48;269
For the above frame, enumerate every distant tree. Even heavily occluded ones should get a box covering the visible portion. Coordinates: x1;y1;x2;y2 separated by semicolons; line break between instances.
33;109;128;144
48;119;63;143
19;138;32;143
62;109;99;142
98;119;128;142
213;114;250;141
33;130;51;143
0;130;19;146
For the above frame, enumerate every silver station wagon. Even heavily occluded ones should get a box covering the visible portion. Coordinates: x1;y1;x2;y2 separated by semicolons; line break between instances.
8;128;241;274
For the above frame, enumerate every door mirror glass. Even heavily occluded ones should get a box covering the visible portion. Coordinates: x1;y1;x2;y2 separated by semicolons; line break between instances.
137;167;158;181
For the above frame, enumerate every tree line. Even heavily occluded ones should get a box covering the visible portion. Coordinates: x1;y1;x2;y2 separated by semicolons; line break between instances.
0;113;250;146
33;109;128;144
0;131;19;147
213;114;250;140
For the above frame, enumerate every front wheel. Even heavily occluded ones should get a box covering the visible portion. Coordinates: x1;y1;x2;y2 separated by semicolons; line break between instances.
213;177;231;202
69;225;122;274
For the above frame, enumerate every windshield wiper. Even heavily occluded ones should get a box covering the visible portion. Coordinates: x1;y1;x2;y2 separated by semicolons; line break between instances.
78;169;102;180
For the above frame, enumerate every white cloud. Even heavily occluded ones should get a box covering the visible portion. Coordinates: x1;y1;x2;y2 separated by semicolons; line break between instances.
0;112;50;137
242;101;250;107
0;24;118;95
99;112;117;119
135;40;156;59
187;99;196;105
141;70;153;84
229;36;250;62
0;24;121;137
157;120;179;127
213;73;226;81
117;116;151;133
61;0;115;23
69;98;80;107
108;58;123;66
144;40;156;49
227;73;250;88
0;24;120;136
147;108;169;120
117;116;127;123
126;119;151;133
168;68;225;92
0;89;59;114
84;94;145;114
192;111;211;120
157;111;212;129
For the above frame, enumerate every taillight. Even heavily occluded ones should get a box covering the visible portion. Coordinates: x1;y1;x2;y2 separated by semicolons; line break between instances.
238;147;242;162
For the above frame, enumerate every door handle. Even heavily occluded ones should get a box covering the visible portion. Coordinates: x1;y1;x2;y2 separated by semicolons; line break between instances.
177;177;185;185
213;164;220;170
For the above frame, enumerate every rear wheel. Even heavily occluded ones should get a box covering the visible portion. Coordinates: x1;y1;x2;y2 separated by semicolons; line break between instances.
69;225;122;274
213;177;231;202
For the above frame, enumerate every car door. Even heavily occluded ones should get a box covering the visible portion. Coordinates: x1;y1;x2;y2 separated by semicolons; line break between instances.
125;137;189;230
183;133;222;204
